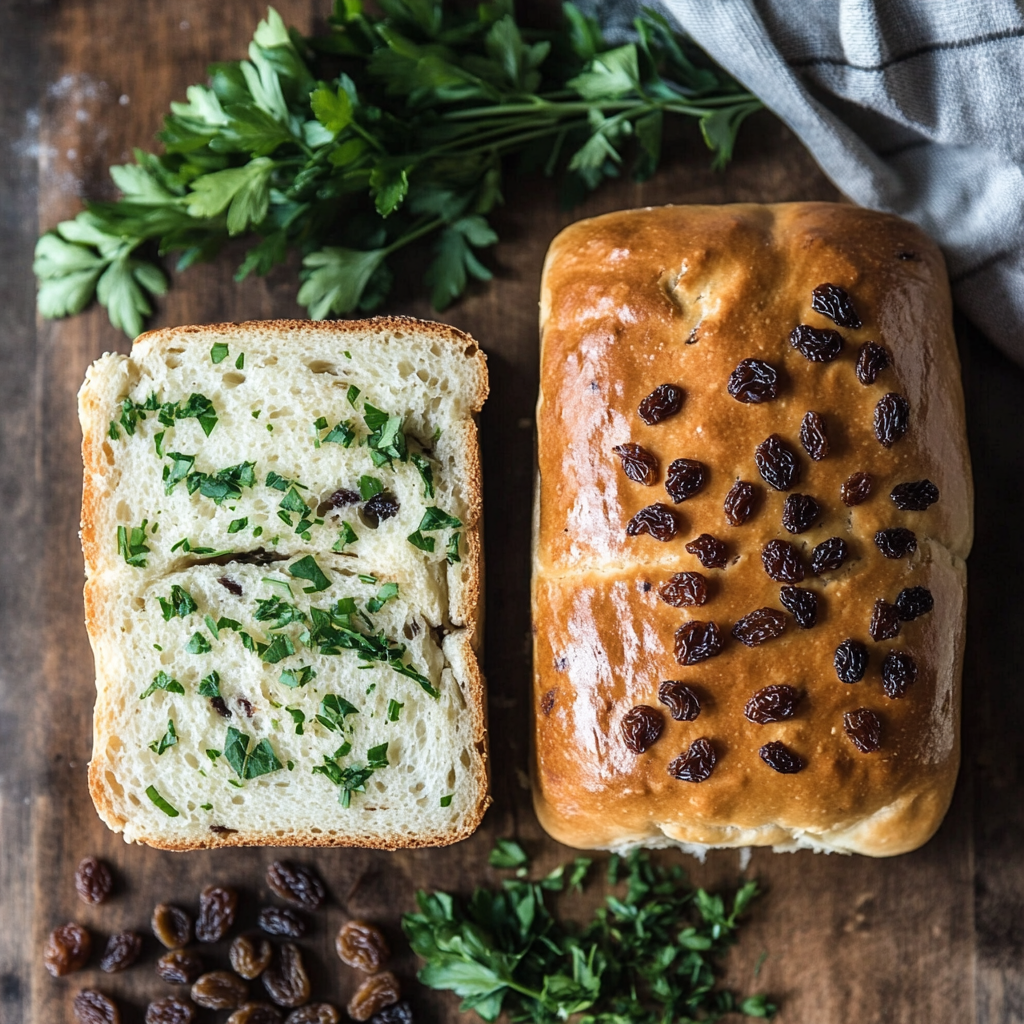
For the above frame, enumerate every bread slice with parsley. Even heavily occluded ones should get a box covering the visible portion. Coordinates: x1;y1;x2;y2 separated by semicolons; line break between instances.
79;317;489;850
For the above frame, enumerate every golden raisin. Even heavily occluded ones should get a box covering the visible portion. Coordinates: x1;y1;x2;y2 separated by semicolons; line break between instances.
231;935;273;980
336;921;390;972
152;904;192;949
347;973;401;1022
75;857;113;905
192;971;249;1010
196;885;237;943
262;943;311;1008
73;990;120;1024
44;923;91;976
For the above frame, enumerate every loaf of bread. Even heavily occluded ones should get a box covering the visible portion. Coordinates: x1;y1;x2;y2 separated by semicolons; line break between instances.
80;317;489;850
532;203;972;857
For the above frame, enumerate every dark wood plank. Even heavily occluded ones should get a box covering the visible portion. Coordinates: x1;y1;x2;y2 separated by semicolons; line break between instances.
4;1;1019;1021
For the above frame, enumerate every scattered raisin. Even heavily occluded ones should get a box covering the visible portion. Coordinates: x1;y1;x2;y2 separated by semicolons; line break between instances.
152;905;192;949
835;639;868;683
882;651;918;698
782;493;820;534
759;741;804;774
44;923;91;976
237;697;255;718
799;411;829;461
732;607;787;647
364;492;400;523
218;575;244;595
685;533;727;569
347;972;401;1022
368;1002;413;1024
625;503;678;542
157;950;204;985
811;283;862;328
231;935;273;980
100;932;142;973
540;689;557;716
875;527;917;559
674;621;723;664
621;706;664;753
897;586;934;621
263;944;311;1008
258;907;307;939
724;480;757;525
790;324;843;362
196;885;237;943
869;599;902;641
874;393;910;447
192;971;249;1010
638;384;684;424
728;359;779;403
145;997;195;1024
211;696;232;717
779;586;818;628
891;480;939;511
744;685;798;724
856;341;890;385
267;862;326;909
228;1006;284;1024
665;459;707;503
811;537;849;575
612;443;658;485
658;572;707;607
658;681;701;721
755;434;800;491
75;857;113;905
761;540;804;583
841;472;873;506
328;488;361;508
73;990;120;1024
667;738;716;783
336;921;390;972
286;1007;341;1024
844;708;882;753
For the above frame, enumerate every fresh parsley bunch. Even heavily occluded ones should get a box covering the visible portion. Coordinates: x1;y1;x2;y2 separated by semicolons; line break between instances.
403;843;776;1023
33;1;760;337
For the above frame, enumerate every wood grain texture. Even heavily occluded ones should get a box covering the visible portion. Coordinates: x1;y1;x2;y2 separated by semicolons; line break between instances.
0;1;1018;1022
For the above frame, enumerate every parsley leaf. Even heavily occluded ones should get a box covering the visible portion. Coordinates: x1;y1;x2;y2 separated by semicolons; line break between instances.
117;521;151;568
198;671;221;697
223;725;283;780
316;693;360;731
210;341;229;363
333;521;358;551
289;554;332;593
419;506;463;531
280;665;316;689
358;474;384;500
185;631;213;654
410;452;434;498
407;530;434;553
140;671;185;699
366;581;399;613
149;718;179;755
158;584;197;620
145;785;179;817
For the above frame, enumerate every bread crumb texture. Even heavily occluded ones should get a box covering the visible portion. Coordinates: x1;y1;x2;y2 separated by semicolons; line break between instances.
532;204;973;858
80;317;489;850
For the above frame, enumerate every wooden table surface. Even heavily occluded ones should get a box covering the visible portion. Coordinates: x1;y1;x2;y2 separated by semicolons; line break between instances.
3;2;1024;1022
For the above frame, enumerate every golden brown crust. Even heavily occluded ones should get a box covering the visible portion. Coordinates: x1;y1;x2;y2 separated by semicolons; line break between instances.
532;203;972;857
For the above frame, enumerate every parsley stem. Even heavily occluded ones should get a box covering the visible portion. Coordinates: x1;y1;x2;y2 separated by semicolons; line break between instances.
383;217;445;255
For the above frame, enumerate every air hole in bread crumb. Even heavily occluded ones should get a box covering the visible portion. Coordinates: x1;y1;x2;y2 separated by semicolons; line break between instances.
268;408;290;419
231;795;244;804
184;753;199;769
116;500;131;520
165;355;182;369
133;597;145;610
310;827;322;834
307;360;337;375
127;792;140;807
398;361;415;378
263;356;278;366
101;442;115;465
412;781;425;793
222;372;245;388
459;749;471;767
416;368;430;382
446;768;456;787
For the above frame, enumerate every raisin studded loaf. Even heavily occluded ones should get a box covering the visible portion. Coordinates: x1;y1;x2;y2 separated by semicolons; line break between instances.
80;317;489;850
532;203;972;857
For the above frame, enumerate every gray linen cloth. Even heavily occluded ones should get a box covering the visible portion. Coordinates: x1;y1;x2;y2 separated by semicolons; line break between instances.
596;0;1024;361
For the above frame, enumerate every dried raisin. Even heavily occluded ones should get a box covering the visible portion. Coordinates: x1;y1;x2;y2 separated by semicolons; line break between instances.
625;504;678;542
100;932;141;973
874;393;910;447
844;708;882;753
658;572;707;607
156;950;204;985
728;359;779;403
621;706;664;754
800;411;829;461
44;923;91;976
835;639;868;683
665;458;707;503
667;738;716;782
231;935;273;980
896;586;934;621
263;943;311;1008
612;443;658;486
267;862;326;909
75;857;113;905
674;621;723;664
856;341;890;385
196;884;237;943
228;1006;284;1024
731;607;787;647
219;575;244;596
841;472;873;506
744;685;798;723
890;480;939;511
685;533;727;569
192;971;249;1010
145;997;195;1024
328;488;361;508
638;384;684;425
540;689;557;715
347;973;401;1022
882;651;918;698
790;324;843;362
811;283;862;328
336;921;390;972
875;528;917;559
723;480;757;525
782;493;820;534
869;599;901;641
286;1007;341;1024
811;537;849;575
364;492;400;523
258;907;307;939
657;681;701;721
368;1003;413;1024
779;586;818;628
73;990;120;1024
755;434;800;491
211;696;232;717
152;904;192;949
759;741;804;774
761;540;804;583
